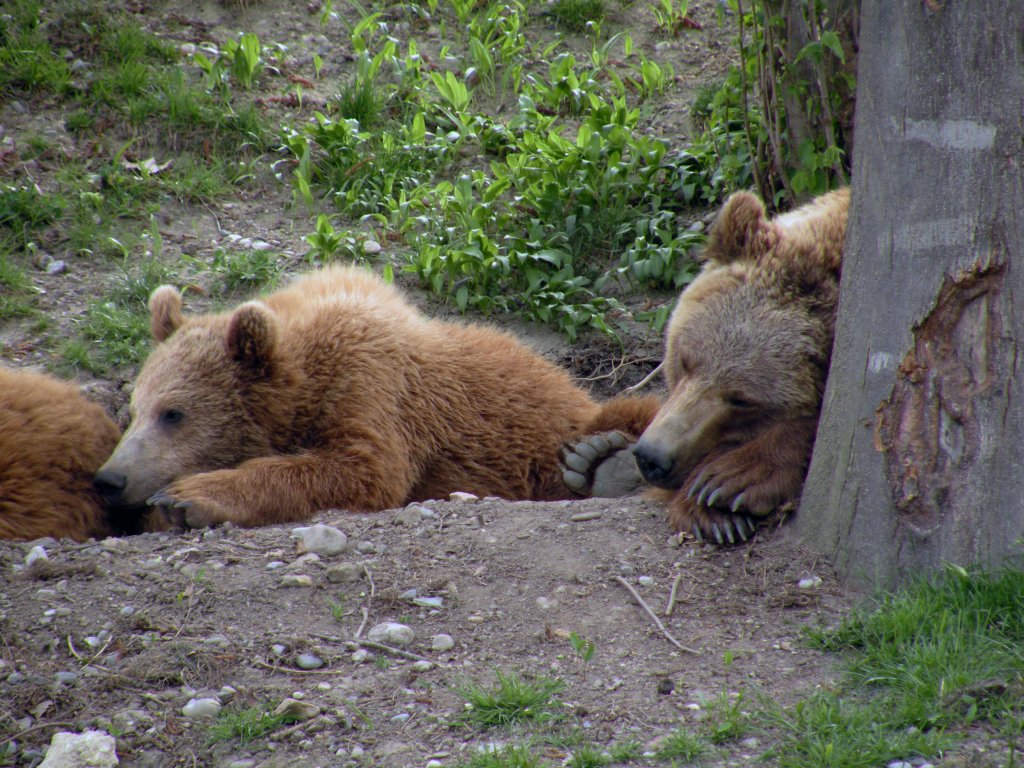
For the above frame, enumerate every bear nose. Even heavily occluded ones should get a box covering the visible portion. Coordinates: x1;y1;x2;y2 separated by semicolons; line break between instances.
93;469;127;502
633;442;675;486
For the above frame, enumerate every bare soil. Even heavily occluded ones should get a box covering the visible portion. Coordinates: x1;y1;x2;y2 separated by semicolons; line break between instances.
1;1;864;766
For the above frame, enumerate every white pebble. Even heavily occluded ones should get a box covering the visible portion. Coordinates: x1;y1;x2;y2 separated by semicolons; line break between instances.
292;524;348;556
296;653;324;670
798;576;823;590
449;491;479;503
362;239;382;254
351;649;370;663
38;730;117;768
279;574;313;588
411;660;433;673
431;634;454;652
25;546;48;566
182;698;221;718
638;576;655;586
367;622;415;646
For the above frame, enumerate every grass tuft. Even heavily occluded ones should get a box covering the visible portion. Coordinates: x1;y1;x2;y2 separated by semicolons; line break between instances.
460;670;564;729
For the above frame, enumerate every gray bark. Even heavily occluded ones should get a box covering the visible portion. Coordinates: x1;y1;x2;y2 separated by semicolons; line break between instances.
795;0;1024;587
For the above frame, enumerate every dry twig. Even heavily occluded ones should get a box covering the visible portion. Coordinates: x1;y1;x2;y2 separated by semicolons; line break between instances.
615;576;698;654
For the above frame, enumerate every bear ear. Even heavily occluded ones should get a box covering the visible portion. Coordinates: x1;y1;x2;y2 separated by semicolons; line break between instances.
149;286;185;343
226;302;277;377
704;191;774;264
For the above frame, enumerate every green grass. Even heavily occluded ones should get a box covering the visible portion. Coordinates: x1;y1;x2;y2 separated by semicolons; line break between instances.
61;300;152;374
456;743;548;768
0;243;37;320
207;705;292;744
653;726;707;763
460;670;565;729
548;0;606;32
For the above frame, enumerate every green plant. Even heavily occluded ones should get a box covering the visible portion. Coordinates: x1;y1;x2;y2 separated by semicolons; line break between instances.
654;726;706;762
204;248;282;294
0;186;64;246
208;704;293;744
62;300;151;374
607;739;643;762
460;670;564;729
455;743;548;768
568;632;595;683
651;0;693;36
0;243;37;320
704;691;749;744
548;0;605;33
565;744;609;768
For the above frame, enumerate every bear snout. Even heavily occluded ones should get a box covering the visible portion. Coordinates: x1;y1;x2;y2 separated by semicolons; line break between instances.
93;469;127;503
634;441;679;489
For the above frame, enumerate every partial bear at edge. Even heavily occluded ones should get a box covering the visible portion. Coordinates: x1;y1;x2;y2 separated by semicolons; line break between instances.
0;367;121;542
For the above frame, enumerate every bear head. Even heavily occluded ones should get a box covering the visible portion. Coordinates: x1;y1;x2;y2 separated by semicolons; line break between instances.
94;286;302;517
633;190;841;490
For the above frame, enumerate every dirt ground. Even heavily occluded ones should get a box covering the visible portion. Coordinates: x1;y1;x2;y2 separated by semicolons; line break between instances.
1;1;865;765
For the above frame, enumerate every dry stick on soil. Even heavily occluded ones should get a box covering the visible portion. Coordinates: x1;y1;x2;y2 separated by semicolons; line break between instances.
624;360;665;393
354;566;375;639
349;639;435;664
665;572;684;617
615;576;698;654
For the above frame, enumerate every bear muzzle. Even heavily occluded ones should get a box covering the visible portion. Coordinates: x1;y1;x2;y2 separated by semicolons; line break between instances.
93;469;128;504
633;441;682;489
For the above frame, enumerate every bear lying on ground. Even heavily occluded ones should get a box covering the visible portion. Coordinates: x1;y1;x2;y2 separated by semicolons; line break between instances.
94;266;659;530
564;188;848;544
0;367;121;541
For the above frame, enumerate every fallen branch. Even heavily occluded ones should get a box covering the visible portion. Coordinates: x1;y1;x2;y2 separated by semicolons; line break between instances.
615;576;698;654
348;639;434;664
624;361;664;394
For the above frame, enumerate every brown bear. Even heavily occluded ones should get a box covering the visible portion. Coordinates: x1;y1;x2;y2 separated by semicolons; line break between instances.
0;367;121;541
94;265;659;530
564;188;848;544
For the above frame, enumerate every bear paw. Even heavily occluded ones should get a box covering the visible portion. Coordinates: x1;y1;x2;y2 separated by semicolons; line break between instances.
148;488;232;530
668;502;761;546
561;431;646;498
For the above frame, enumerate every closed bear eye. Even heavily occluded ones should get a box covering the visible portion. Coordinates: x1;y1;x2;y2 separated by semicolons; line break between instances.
725;394;756;410
160;408;185;426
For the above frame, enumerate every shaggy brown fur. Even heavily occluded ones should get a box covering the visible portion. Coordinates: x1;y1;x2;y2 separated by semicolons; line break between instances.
0;368;121;541
633;188;848;541
95;266;659;530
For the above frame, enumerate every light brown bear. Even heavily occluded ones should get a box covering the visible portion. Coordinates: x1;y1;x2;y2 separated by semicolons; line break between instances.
565;188;848;544
0;367;121;541
94;266;659;530
635;187;849;543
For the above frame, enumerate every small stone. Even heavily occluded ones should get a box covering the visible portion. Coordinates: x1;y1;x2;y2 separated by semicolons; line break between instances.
431;634;454;652
367;622;415;646
228;760;256;768
356;541;377;554
296;653;324;670
326;563;362;583
362;239;382;254
293;524;348;556
182;698;221;718
38;730;117;768
350;745;365;759
251;240;273;251
351;649;370;663
218;686;237;704
638;576;655;586
406;503;435;519
798;576;823;590
46;260;67;276
54;671;78;685
535;596;555;610
271;644;288;657
411;660;433;673
739;737;759;749
449;491;479;503
426;761;444;768
391;712;411;724
279;574;313;588
273;698;321;721
412;596;443;609
266;560;286;570
393;507;421;526
886;762;914;768
25;546;48;566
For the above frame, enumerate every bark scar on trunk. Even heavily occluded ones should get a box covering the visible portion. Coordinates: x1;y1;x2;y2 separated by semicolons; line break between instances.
874;259;1006;534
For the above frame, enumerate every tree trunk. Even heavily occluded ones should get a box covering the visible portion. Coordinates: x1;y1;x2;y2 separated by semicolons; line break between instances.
795;0;1024;587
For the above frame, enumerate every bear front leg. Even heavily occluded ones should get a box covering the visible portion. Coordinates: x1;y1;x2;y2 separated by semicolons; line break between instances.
148;447;413;529
664;416;818;544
